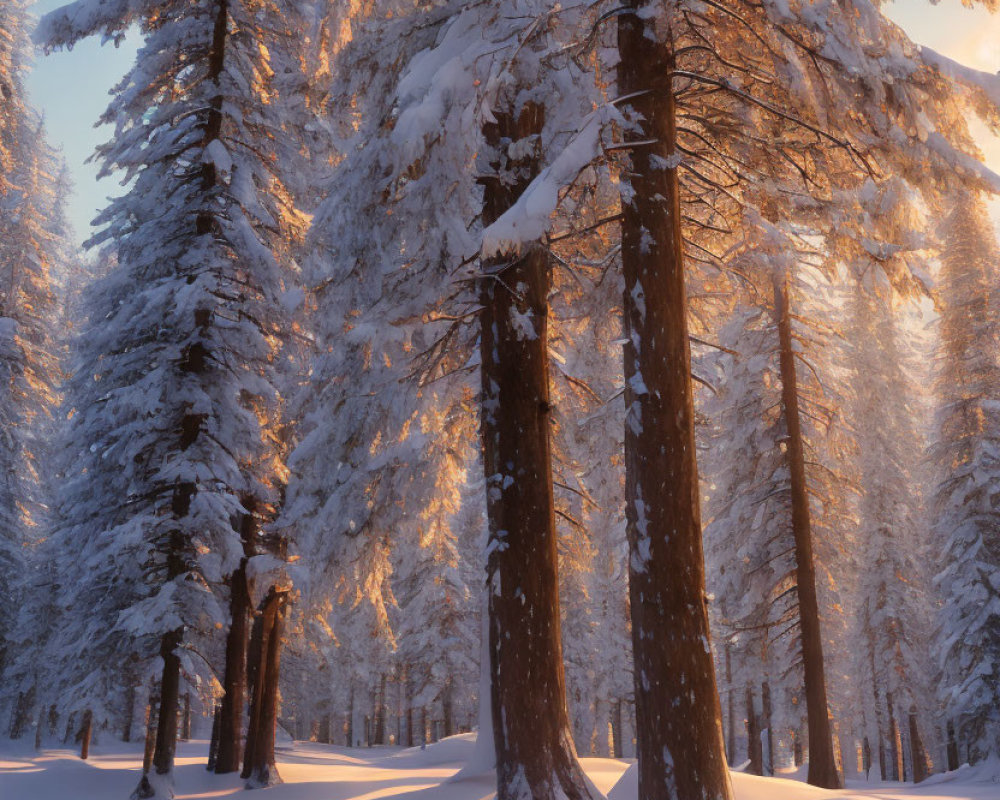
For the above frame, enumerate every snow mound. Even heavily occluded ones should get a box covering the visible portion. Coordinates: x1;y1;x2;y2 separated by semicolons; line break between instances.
389;733;478;768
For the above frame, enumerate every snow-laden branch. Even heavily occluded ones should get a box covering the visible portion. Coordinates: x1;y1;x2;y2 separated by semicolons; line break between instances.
480;106;612;258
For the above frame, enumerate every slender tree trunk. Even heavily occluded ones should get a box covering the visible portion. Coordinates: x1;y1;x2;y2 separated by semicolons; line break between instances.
242;587;288;788
442;679;454;738
909;712;928;783
143;697;158;774
773;272;842;789
617;6;731;800
123;679;137;743
79;710;93;760
793;729;804;767
34;706;44;750
180;693;191;742
63;712;76;745
132;626;181;799
946;720;959;771
420;708;426;748
762;681;774;776
374;673;387;745
887;691;900;781
479;103;597;800
725;643;736;765
207;704;222;771
612;700;624;759
745;685;762;775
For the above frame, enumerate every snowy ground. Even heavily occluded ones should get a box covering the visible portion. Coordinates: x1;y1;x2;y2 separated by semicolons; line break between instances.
2;733;998;800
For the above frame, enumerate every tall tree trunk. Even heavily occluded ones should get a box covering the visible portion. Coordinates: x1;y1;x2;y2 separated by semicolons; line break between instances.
63;712;76;745
207;703;222;771
123;678;137;743
479;104;597;800
887;691;900;781
132;627;181;799
612;700;624;759
442;679;454;738
34;706;44;750
180;693;191;742
216;555;252;772
79;710;93;760
762;681;774;776
374;673;387;745
745;685;762;775
909;711;928;783
143;696;158;774
773;272;842;788
617;5;732;800
725;642;736;765
242;587;288;788
318;714;331;745
946;720;959;771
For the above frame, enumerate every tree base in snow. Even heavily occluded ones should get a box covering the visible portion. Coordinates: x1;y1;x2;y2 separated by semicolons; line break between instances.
130;771;173;800
245;764;282;790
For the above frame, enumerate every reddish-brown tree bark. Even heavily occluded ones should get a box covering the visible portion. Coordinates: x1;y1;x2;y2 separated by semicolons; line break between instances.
617;4;732;799
773;272;842;789
79;710;93;760
242;587;288;788
215;510;254;773
909;711;928;783
479;104;599;800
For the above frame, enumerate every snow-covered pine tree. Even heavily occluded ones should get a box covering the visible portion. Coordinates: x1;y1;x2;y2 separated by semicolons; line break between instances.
37;0;306;794
392;395;479;744
931;193;1000;765
847;272;935;782
0;1;65;736
292;3;605;797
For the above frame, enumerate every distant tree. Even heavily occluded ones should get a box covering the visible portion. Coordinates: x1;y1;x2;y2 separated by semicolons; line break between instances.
930;193;1000;764
0;1;66;736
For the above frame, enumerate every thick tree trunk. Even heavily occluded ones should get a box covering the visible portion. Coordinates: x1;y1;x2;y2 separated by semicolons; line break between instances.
745;686;763;775
318;714;331;745
479;103;597;800
909;712;928;783
617;6;732;800
216;556;252;773
773;272;842;789
79;710;93;760
242;587;288;788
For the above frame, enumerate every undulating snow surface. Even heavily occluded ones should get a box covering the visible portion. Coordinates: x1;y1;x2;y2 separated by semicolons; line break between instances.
2;734;998;800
